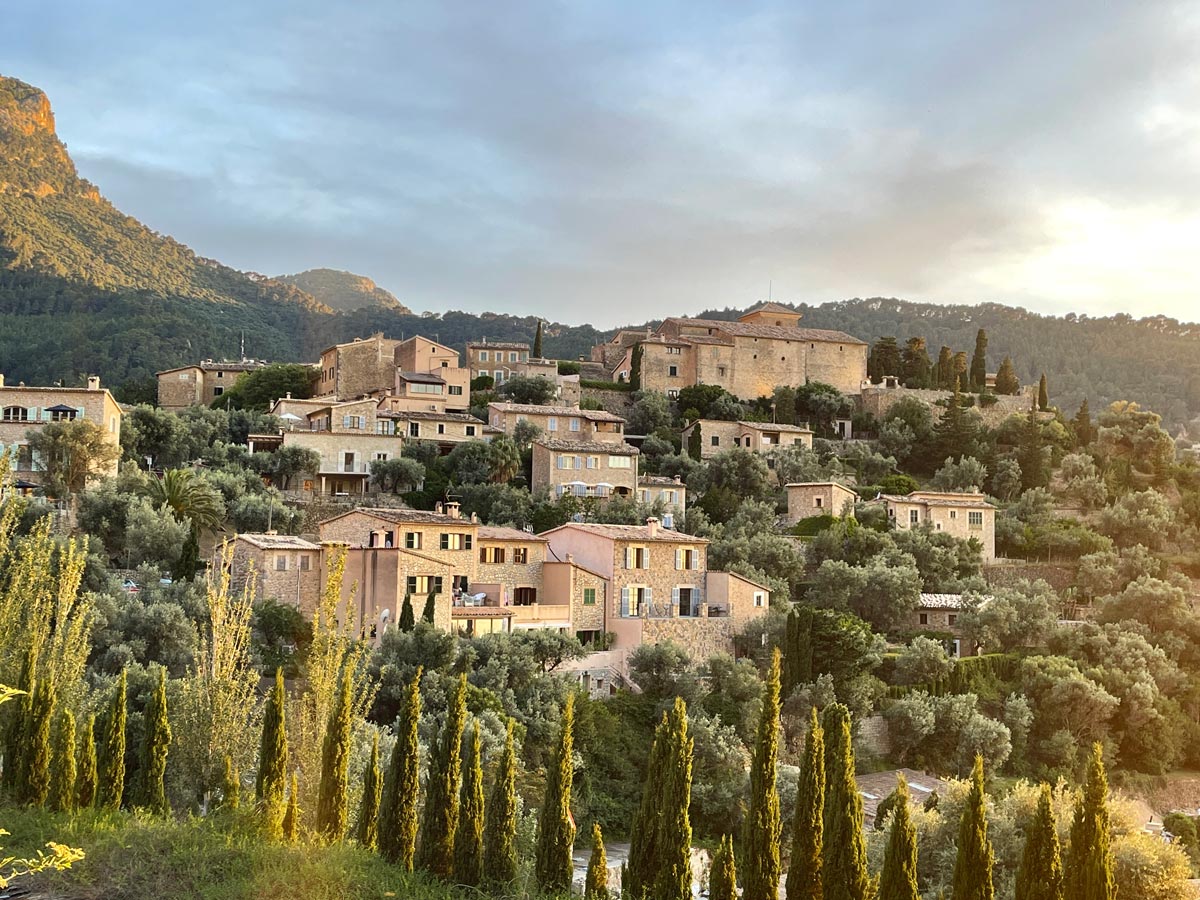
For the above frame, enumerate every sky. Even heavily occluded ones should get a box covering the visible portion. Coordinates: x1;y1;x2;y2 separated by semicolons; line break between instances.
4;1;1200;327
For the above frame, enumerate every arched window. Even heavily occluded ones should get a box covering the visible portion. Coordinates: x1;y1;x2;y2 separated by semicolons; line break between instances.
1;406;28;422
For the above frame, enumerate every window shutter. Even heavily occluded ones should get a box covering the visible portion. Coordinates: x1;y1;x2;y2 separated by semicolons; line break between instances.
691;550;699;570
76;406;86;420
574;455;581;469
479;547;487;563
675;548;682;570
342;415;351;427
625;547;633;569
620;587;629;617
642;549;650;570
498;548;505;563
695;586;703;615
672;587;680;611
644;587;653;609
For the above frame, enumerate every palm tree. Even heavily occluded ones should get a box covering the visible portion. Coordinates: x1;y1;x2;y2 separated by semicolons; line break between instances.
489;437;522;484
145;469;225;533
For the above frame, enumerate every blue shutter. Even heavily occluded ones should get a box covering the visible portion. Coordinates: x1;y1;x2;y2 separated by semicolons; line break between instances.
620;587;629;617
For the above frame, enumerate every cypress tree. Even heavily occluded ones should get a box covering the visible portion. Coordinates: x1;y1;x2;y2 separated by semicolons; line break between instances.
585;822;608;900
1073;399;1094;447
969;329;988;390
356;731;382;851
535;692;576;893
688;422;702;460
76;714;97;809
533;320;544;358
935;346;954;389
655;697;694;900
380;667;423;869
952;351;969;387
784;606;814;696
994;357;1020;395
901;337;933;388
283;771;300;843
1016;783;1064;900
4;649;35;802
951;754;994;900
1038;373;1049;410
422;591;437;624
787;707;824;900
49;709;76;814
743;649;782;900
1066;744;1115;900
97;669;127;811
821;703;868;900
138;666;171;815
453;722;485;886
626;711;671;899
710;833;738;900
935;379;979;463
1017;401;1048;491
24;679;55;807
222;754;240;810
878;774;919;900
317;665;353;841
418;673;467;879
399;593;415;632
256;668;289;839
629;342;644;391
483;719;519;884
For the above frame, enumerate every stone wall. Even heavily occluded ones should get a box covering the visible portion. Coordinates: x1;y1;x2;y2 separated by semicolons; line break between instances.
856;714;892;758
860;384;1040;428
983;559;1079;593
642;614;737;659
157;367;202;409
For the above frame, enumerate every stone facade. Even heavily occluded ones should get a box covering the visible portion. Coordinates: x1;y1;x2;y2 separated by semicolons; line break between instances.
911;593;976;657
466;341;530;382
279;429;404;495
156;360;269;410
378;410;494;451
221;534;323;615
0;375;123;485
488;402;626;442
637;476;687;521
679;419;814;460
531;438;640;499
883;491;997;561
785;482;859;523
318;334;404;399
859;382;1041;428
393;336;470;413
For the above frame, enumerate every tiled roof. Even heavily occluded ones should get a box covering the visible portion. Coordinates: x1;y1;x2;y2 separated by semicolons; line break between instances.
742;301;801;317
235;533;321;551
320;506;472;527
380;410;488;424
858;768;948;826
157;360;269;375
398;371;446;385
467;341;529;351
881;493;995;509
666;316;866;345
542;523;707;544
785;481;857;490
737;420;814;433
534;438;639;455
478;525;547;542
490;402;625;423
638;475;685;486
918;593;968;609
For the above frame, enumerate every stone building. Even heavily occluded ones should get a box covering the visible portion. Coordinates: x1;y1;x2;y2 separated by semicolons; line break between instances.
221;533;323;615
316;334;471;413
606;303;867;398
156;359;271;410
466;341;530;383
637;475;687;522
0;374;122;487
318;334;404;399
379;410;495;452
882;491;997;561
912;593;981;658
531;438;640;499
275;397;406;495
785;482;859;523
488;402;626;443
679;419;814;460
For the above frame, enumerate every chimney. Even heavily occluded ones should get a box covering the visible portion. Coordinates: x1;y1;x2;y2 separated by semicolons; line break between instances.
673;476;682;484
265;529;278;536
285;392;292;400
435;502;444;514
470;512;478;523
86;375;101;390
646;516;659;537
0;374;5;388
446;501;462;519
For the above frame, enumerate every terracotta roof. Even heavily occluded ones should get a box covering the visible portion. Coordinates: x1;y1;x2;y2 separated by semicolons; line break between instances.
666;316;866;345
738;421;814;434
742;301;801;317
881;493;995;509
318;506;473;528
541;522;708;544
398;371;446;385
638;475;685;486
534;438;639;455
478;525;548;542
489;402;625;423
786;481;857;490
380;410;487;424
467;341;529;351
857;769;948;827
235;533;321;551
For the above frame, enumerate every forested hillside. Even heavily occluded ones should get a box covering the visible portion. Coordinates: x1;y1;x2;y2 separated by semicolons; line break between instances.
275;268;410;313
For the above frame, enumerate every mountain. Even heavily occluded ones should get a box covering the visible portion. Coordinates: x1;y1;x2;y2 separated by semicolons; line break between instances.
276;268;410;313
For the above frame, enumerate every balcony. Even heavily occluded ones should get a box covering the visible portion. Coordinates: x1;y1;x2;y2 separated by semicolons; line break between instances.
511;604;572;626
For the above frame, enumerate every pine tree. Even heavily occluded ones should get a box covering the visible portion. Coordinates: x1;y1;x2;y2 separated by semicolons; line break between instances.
936;346;955;390
283;771;300;843
76;714;97;809
878;774;919;900
380;668;423;869
24;679;55;807
821;703;868;900
1038;373;1049;410
138;666;171;815
787;707;824;900
951;754;994;900
317;665;353;841
743;649;782;900
655;697;694;900
970;329;988;390
535;692;576;893
952;351;969;389
934;378;979;463
399;593;415;632
453;722;485;886
356;731;382;851
483;719;520;885
630;343;644;391
97;669;127;811
994;357;1020;395
1066;744;1115;900
422;591;437;624
1073;399;1094;447
868;336;902;383
709;834;738;900
256;668;289;839
222;754;240;810
418;673;467;879
688;422;703;460
49;709;76;814
901;337;933;388
533;320;544;358
627;711;671;899
585;822;608;900
1015;783;1064;900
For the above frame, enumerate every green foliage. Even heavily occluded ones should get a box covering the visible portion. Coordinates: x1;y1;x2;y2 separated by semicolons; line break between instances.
212;364;317;411
138;666;171;815
283;771;300;843
1038;374;1049;410
76;714;96;808
878;775;919;900
399;594;415;632
629;342;644;391
26;419;120;496
783;606;814;696
786;708;824;900
422;592;436;624
418;673;467;879
952;755;995;900
869;336;903;382
687;422;703;460
23;678;55;806
743;650;782;900
821;703;868;900
995;358;1020;395
535;692;576;893
49;709;76;813
356;732;382;851
316;666;353;841
710;833;738;900
256;669;289;839
1016;783;1065;900
584;822;608;900
1067;744;1115;900
379;668;422;868
222;755;241;810
498;374;556;405
654;698;694;900
483;720;519;885
97;669;127;810
453;723;484;886
970;329;988;391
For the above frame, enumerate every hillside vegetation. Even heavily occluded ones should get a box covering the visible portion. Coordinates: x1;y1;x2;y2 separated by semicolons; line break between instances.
276;268;411;313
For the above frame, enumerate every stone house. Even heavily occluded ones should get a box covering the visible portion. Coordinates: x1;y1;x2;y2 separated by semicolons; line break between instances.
531;438;640;499
637;475;687;522
679;419;814;460
220;533;323;615
882;491;997;561
474;525;575;634
606;303;868;399
0;375;123;487
590;328;652;371
786;482;858;523
156;359;270;410
318;334;404;399
488;402;626;443
391;336;471;413
912;593;979;658
274;397;405;495
378;410;495;453
466;341;529;383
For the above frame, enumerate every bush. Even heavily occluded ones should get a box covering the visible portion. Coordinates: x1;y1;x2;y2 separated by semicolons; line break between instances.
580;379;633;392
557;361;581;375
789;514;837;537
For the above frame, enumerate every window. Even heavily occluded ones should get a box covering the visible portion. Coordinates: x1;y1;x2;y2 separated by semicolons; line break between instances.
711;435;720;447
465;425;476;436
213;386;224;396
275;555;288;571
621;586;649;617
675;547;698;570
548;417;558;432
625;546;649;569
448;385;463;396
406;575;443;595
667;346;681;355
968;511;984;529
949;510;957;520
440;533;472;550
919;613;929;625
479;351;489;362
480;546;506;564
668;365;678;377
948;613;958;626
815;496;824;508
404;532;422;550
569;418;580;432
509;352;519;362
608;455;631;468
513;587;537;605
437;423;446;435
376;420;395;435
753;592;766;608
375;452;388;461
513;547;528;564
909;509;919;525
409;421;421;437
717;366;726;377
667;390;679;399
299;554;312;571
583;587;596;605
557;454;580;470
586;456;599;469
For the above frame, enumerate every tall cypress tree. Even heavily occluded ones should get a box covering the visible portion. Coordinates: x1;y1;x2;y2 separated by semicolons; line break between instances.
629;343;644;391
283;771;300;843
138;666;171;815
418;673;467;879
655;697;694;900
483;719;519;884
688;422;703;461
710;834;738;900
422;591;437;624
76;713;97;809
49;709;77;814
533;320;544;359
627;711;671;899
1038;373;1049;411
787;707;824;900
585;822;608;900
317;665;353;841
821;703;868;900
453;722;485;886
1066;744;1115;900
1073;399;1094;447
222;754;240;810
356;732;382;851
380;667;423;869
951;754;994;900
4;649;35;802
399;593;415;632
24;679;55;807
878;774;919;900
97;669;127;811
969;329;988;390
535;692;576;893
901;337;933;388
934;379;979;463
743;649;782;900
1016;783;1064;900
784;606;814;696
256;668;289;839
1016;401;1048;491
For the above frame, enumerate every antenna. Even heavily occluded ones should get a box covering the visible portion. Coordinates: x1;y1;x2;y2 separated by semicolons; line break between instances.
240;330;245;361
768;280;773;302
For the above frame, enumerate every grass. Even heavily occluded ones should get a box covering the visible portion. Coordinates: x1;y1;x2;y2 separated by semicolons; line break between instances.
1;806;475;900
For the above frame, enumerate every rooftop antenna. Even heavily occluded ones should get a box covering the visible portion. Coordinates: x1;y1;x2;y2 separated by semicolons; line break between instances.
768;280;773;302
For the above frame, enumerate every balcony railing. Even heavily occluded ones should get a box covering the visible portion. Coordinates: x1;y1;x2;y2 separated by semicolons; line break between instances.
510;604;571;623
